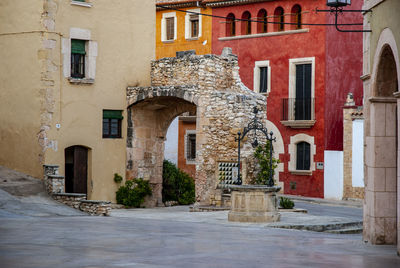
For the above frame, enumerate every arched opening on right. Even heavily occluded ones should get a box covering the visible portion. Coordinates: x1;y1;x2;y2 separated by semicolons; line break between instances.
226;13;236;37
291;4;302;30
274;7;284;32
257;9;268;33
375;45;398;97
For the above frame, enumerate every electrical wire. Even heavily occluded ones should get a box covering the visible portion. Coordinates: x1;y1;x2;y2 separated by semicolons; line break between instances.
157;5;364;27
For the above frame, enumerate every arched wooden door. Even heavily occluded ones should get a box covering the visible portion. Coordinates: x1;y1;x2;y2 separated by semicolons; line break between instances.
65;146;88;194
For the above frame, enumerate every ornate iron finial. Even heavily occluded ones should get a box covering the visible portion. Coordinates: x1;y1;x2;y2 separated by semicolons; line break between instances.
253;107;259;114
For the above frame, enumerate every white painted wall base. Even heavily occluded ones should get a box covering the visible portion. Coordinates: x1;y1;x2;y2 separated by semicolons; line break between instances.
352;119;364;187
164;117;178;165
324;150;343;200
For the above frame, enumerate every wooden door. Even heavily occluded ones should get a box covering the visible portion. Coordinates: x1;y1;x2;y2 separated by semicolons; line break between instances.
73;146;88;194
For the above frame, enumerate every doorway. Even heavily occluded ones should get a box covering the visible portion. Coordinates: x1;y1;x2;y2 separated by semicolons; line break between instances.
65;146;88;194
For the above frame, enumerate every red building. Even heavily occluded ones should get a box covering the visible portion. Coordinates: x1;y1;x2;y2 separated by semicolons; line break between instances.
205;0;363;198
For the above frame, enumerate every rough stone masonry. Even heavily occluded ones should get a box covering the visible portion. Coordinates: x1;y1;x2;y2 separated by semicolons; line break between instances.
126;48;268;207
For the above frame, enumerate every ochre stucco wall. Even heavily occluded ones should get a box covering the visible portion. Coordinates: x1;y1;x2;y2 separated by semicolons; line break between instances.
0;0;155;202
0;0;48;178
156;7;212;59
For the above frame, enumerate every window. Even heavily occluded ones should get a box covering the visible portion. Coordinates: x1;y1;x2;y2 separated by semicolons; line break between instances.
71;39;85;78
296;142;310;170
274;7;284;32
185;9;202;39
62;28;97;83
71;0;92;8
257;9;268;33
295;64;312;120
282;57;315;127
185;130;196;163
226;13;236;37
291;5;302;30
241;11;251;35
166;17;174;40
103;110;123;139
288;134;316;175
253;60;271;94
161;12;177;42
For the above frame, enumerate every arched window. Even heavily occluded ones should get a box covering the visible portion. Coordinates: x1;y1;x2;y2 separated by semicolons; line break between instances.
241;11;251;35
226;13;236;37
291;4;301;30
257;9;268;33
296;142;310;170
274;7;284;32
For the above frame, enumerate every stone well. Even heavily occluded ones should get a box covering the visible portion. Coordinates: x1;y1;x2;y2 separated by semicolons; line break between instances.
228;185;281;223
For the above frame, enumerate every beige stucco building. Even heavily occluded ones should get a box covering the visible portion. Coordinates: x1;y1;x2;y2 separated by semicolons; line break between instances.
0;0;155;202
362;0;400;254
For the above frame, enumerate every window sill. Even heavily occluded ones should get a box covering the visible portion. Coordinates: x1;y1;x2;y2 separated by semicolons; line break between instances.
186;159;196;165
186;37;199;41
162;40;175;44
219;28;309;41
281;120;315;128
289;170;312;176
71;1;92;8
68;77;94;84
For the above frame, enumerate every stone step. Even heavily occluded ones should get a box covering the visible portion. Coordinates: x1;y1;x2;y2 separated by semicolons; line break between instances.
190;205;230;212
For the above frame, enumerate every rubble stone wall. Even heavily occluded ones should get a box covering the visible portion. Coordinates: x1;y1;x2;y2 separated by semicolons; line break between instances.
126;50;268;206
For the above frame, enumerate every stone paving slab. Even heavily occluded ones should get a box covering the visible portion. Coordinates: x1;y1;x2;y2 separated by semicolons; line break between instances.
110;206;362;232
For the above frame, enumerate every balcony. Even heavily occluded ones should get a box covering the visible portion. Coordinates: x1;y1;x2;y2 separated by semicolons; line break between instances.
281;98;316;128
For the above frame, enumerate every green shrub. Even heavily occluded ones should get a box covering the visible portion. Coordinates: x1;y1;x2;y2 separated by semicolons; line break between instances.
116;178;152;208
279;197;295;209
162;160;195;205
253;141;280;185
113;173;123;184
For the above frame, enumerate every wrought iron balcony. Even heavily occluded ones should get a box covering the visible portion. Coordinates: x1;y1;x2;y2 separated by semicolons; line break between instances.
281;98;316;128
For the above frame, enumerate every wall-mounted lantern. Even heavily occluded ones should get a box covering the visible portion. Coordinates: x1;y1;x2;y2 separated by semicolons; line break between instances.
327;0;351;8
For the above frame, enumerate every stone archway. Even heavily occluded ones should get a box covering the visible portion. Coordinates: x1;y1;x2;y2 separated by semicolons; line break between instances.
364;30;399;245
126;51;267;207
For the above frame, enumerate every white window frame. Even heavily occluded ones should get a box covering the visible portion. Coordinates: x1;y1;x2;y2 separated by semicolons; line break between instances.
70;0;92;8
161;12;177;42
185;9;202;40
184;130;196;165
62;28;97;83
288;133;316;175
253;60;271;94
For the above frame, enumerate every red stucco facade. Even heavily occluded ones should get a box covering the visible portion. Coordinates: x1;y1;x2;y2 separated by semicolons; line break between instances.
210;0;363;197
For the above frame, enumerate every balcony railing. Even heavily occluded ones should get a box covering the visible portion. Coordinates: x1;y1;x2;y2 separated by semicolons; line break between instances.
282;98;315;121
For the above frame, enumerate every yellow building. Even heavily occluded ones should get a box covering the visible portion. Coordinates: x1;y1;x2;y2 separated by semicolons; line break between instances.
156;0;212;59
0;0;155;202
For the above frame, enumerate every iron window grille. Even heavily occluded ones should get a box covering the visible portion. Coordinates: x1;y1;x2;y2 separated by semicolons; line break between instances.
186;133;196;161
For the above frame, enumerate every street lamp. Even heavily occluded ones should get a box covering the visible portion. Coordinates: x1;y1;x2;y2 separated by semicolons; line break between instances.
327;0;351;8
317;0;371;32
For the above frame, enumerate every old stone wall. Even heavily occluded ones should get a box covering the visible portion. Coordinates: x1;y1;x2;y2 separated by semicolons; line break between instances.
127;49;268;206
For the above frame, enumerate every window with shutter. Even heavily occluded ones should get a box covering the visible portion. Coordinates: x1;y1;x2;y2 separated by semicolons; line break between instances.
295;63;312;120
259;67;268;93
190;15;199;38
166;17;175;40
71;39;86;78
296;142;310;170
102;110;123;138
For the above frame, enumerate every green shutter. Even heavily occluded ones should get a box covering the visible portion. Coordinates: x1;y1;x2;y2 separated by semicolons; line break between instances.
71;39;86;55
103;110;123;119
